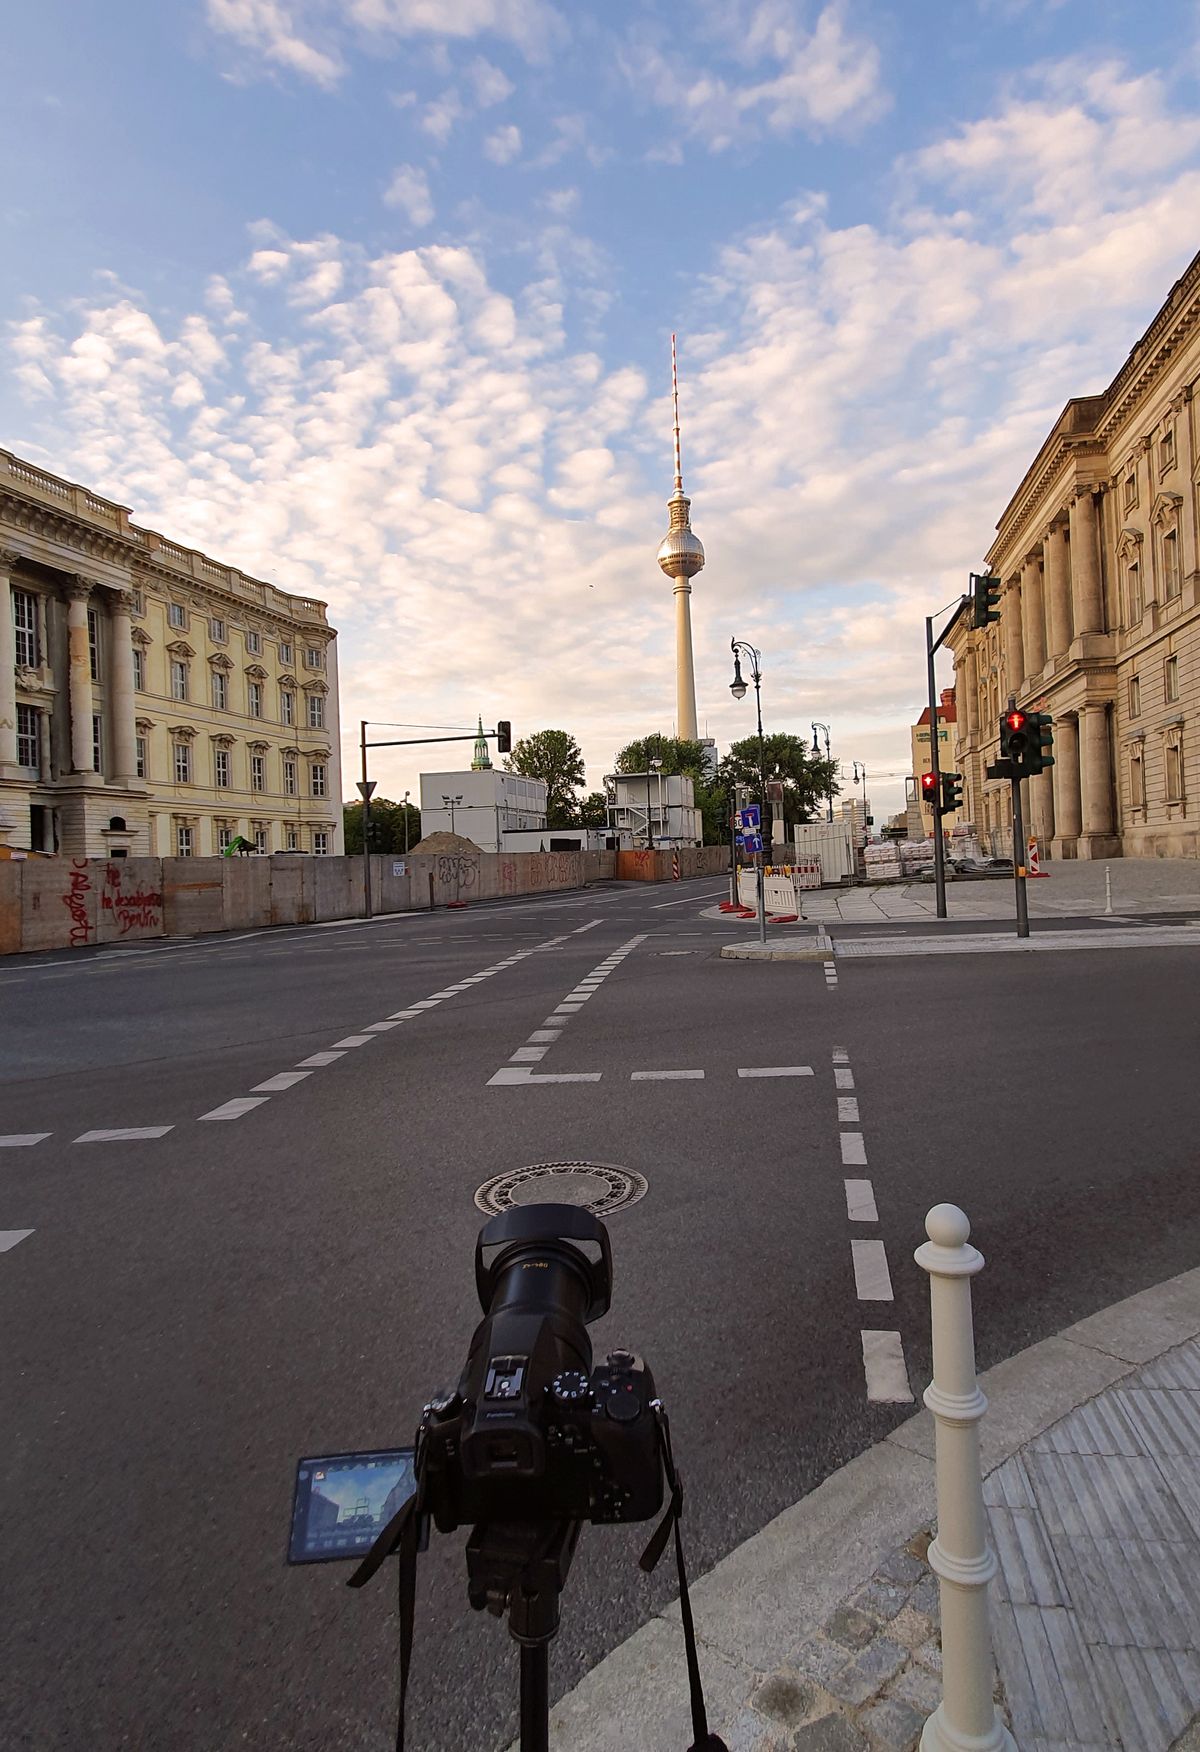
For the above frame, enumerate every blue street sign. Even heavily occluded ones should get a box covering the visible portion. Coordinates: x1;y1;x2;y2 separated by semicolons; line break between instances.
745;833;763;855
737;805;761;831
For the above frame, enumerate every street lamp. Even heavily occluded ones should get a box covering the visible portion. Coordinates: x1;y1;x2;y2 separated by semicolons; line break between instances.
812;722;833;823
442;792;463;836
402;788;411;855
730;637;767;944
649;755;663;849
852;762;868;827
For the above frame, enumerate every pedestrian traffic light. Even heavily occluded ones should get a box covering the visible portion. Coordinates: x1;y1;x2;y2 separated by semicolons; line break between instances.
971;572;1002;628
1000;709;1030;765
940;771;963;814
920;771;939;812
496;720;512;754
1027;711;1055;775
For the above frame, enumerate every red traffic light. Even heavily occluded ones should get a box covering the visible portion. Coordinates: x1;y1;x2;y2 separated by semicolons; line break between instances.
1005;710;1026;732
920;772;938;796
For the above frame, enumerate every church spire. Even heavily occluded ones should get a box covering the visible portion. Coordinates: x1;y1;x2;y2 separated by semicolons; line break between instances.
471;715;493;771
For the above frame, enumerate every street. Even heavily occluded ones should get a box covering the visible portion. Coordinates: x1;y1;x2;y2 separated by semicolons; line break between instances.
3;875;1200;1751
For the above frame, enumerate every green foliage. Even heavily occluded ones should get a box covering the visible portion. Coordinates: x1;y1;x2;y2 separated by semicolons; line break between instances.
719;733;839;828
613;734;710;780
342;798;421;854
504;729;586;828
576;791;609;828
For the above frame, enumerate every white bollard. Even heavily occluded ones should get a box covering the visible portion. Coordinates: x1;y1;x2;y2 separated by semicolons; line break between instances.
916;1205;1015;1752
1104;864;1113;915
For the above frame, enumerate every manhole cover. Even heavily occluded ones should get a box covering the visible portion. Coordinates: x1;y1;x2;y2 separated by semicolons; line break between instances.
474;1161;648;1217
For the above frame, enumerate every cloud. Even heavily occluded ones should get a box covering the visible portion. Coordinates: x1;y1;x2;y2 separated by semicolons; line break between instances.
483;123;522;164
383;164;435;225
421;88;465;142
466;55;514;105
204;0;344;85
540;186;579;216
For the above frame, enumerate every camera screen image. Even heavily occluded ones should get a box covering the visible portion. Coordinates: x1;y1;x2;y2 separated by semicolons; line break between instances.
288;1448;416;1565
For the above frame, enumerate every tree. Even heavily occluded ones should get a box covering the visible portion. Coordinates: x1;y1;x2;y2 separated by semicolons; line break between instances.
576;791;608;828
614;733;727;845
719;733;838;828
504;729;586;828
342;798;421;854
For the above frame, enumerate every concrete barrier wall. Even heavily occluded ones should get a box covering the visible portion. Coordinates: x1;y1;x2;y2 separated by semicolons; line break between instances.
616;846;729;882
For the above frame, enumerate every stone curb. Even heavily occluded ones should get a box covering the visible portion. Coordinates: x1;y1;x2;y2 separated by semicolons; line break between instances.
720;942;829;962
533;1263;1200;1751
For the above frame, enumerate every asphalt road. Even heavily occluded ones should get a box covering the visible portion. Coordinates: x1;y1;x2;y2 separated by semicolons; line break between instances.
3;878;1200;1751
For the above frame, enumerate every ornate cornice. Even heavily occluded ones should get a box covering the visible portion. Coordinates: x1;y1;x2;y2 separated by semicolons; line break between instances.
0;490;143;568
166;639;195;659
168;723;197;741
69;573;96;601
208;652;233;671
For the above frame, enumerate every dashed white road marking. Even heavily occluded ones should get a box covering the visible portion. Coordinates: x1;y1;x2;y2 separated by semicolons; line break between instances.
389;1009;424;1019
835;1068;855;1089
487;1067;604;1086
487;933;647;1086
297;1051;345;1067
837;1096;861;1123
251;1072;313;1093
851;1238;894;1301
330;1035;377;1048
510;1045;550;1062
363;1020;405;1032
199;1097;270;1121
861;1331;914;1403
631;1069;705;1081
74;1126;174;1143
0;1229;34;1252
0;1134;51;1147
844;1179;879;1222
832;1047;849;1063
737;1066;814;1079
840;1131;867;1166
528;1029;562;1042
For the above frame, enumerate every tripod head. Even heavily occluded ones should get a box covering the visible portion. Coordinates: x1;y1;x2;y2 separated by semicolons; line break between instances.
466;1520;581;1646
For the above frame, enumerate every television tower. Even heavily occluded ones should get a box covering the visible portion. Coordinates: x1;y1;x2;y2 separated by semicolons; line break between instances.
656;333;704;742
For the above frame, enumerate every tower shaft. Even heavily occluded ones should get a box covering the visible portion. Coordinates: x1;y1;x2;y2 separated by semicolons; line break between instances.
674;580;698;741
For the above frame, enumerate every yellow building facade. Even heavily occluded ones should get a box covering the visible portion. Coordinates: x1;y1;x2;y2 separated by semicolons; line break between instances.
0;449;342;859
949;248;1200;859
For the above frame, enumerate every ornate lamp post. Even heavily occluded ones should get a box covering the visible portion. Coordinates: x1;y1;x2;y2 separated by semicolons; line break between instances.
730;638;767;944
812;721;833;822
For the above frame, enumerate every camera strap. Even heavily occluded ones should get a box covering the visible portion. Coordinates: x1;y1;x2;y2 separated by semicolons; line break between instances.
639;1405;729;1752
346;1465;423;1752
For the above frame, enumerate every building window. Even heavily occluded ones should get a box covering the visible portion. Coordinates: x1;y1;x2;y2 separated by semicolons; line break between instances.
1166;736;1185;804
1124;471;1138;511
311;762;326;798
132;587;145;616
1161;428;1176;473
169;602;187;630
1163;530;1181;601
132;646;145;692
314;830;329;855
1131;747;1146;811
305;646;323;670
171;659;188;702
214;748;231;788
210;616;226;642
246;629;262;655
1127;562;1142;624
16;704;38;769
212;670;227;710
177;824;194;857
13;588;38;666
248;680;262;719
88;608;100;681
1166;654;1180;703
173;741;192;784
136;734;148;780
307;693;325;729
251;753;265;791
280;689;294;726
217;825;233;853
279;641;293;665
284;758;297;796
92;713;103;772
254;827;268;855
285;826;298;851
1129;674;1141;718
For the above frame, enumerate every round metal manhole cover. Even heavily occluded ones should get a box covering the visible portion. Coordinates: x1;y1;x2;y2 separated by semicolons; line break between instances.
474;1161;648;1217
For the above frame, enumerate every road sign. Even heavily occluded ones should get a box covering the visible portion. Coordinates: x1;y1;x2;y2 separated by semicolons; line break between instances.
744;833;763;855
737;805;761;831
356;780;377;801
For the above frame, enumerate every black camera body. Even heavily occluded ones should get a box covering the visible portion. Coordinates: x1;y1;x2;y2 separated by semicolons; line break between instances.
418;1204;663;1531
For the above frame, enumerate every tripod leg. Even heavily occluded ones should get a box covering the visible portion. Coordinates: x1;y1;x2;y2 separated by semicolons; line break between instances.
519;1642;549;1752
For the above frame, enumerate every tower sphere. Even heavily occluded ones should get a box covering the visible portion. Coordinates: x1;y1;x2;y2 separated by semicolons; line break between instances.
657;522;706;579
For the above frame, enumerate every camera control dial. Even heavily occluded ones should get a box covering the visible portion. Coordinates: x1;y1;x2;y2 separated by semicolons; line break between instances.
549;1370;592;1404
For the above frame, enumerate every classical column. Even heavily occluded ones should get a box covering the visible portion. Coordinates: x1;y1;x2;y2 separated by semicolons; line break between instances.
1054;715;1082;842
0;548;19;769
1043;521;1072;660
1020;555;1045;675
1068;491;1103;635
107;588;138;782
1081;704;1114;839
1003;581;1024;694
963;649;979;737
67;577;95;773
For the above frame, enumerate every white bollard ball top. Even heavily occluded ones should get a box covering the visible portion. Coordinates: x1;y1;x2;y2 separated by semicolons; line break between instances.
926;1203;971;1248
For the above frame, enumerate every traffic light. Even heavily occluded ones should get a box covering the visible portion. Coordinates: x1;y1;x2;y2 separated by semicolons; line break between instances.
496;720;512;755
920;771;939;812
1000;709;1030;766
1027;711;1054;775
940;771;963;814
971;572;1002;628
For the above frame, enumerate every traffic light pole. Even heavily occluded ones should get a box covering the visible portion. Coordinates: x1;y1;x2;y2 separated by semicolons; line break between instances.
925;615;948;920
359;720;373;922
1010;774;1030;939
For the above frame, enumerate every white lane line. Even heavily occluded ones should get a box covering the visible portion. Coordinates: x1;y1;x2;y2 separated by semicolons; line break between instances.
652;888;729;908
297;1050;346;1067
840;1132;867;1166
252;1072;313;1093
487;1068;603;1086
410;1000;442;1009
331;1035;377;1048
861;1331;914;1403
0;1230;34;1252
389;1010;424;1019
198;1097;269;1121
844;1179;879;1223
851;1238;894;1300
837;1096;861;1123
510;1046;550;1062
0;1134;51;1147
832;1047;849;1063
630;1069;705;1081
835;1068;855;1089
572;920;602;932
74;1126;174;1143
737;1066;814;1079
363;1020;404;1032
528;1029;563;1043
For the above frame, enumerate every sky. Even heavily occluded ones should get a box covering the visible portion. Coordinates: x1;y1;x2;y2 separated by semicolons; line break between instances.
4;1;1200;823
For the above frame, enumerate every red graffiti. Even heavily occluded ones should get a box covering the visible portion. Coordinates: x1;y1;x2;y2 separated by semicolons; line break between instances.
101;863;163;935
62;860;93;946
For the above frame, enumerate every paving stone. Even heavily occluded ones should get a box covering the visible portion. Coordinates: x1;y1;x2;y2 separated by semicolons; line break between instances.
823;1605;883;1653
754;1673;821;1728
792;1638;851;1686
824;1638;908;1707
912;1638;942;1676
887;1604;934;1650
886;1662;942;1715
858;1695;925;1751
907;1574;939;1618
876;1549;927;1588
788;1714;868;1752
904;1529;934;1564
723;1704;784;1751
852;1578;911;1623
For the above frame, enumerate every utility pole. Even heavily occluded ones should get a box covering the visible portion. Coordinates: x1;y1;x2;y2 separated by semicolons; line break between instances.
358;720;375;920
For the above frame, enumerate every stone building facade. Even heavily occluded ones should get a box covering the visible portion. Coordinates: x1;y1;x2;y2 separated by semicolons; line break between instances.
0;449;342;858
949;248;1200;858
